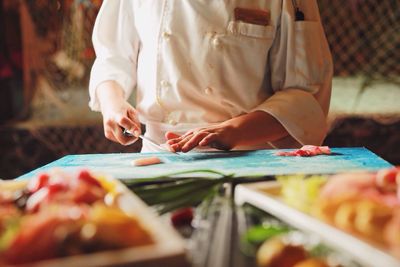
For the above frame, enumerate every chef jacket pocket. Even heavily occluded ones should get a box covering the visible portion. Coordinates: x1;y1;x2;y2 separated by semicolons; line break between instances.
205;22;274;114
294;21;325;89
227;21;274;39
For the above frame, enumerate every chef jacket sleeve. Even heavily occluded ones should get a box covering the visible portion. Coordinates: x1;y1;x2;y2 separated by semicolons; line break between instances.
88;0;139;111
252;0;333;147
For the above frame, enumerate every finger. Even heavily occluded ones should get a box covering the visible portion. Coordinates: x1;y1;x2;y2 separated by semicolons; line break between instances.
165;132;182;145
114;125;138;146
127;108;141;132
180;129;196;139
167;128;203;147
127;107;138;117
103;120;118;143
181;131;210;152
169;129;204;151
167;136;183;145
118;116;135;131
116;114;140;136
199;133;231;151
169;133;193;152
160;143;176;152
165;131;181;140
105;118;137;145
169;141;183;152
199;133;218;146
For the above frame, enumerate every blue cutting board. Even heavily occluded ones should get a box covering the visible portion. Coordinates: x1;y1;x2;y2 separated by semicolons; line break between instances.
18;147;392;180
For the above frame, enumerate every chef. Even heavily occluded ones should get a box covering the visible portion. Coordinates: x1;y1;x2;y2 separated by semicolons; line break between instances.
89;0;333;153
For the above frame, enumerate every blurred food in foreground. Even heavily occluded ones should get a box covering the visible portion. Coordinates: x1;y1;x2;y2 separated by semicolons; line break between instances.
0;169;153;265
278;167;400;259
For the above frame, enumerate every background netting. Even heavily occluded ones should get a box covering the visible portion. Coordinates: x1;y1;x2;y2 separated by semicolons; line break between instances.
1;0;399;178
319;0;399;80
22;0;101;121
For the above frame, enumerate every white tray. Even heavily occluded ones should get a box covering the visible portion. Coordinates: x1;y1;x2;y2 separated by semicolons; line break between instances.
234;181;400;267
1;178;189;267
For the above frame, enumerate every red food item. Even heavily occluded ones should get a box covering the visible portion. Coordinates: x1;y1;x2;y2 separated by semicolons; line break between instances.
276;145;331;157
26;184;68;212
2;207;86;265
27;173;50;193
294;149;312;157
72;182;106;205
171;207;194;227
25;170;106;212
77;170;102;188
376;167;400;192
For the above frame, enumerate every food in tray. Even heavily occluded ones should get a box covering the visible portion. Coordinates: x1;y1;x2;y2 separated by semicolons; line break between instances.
277;167;400;259
0;169;154;265
257;237;308;267
240;207;354;267
278;175;327;213
242;221;350;267
257;237;334;267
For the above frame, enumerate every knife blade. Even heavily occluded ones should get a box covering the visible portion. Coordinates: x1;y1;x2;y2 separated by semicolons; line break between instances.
122;128;179;154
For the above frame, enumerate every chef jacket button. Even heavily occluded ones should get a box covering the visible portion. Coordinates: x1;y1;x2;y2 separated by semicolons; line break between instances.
156;98;163;106
212;37;221;48
168;119;177;125
162;31;171;40
160;80;170;88
204;87;213;95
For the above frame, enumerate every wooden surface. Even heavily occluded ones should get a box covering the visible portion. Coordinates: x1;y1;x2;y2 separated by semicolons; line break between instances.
18;147;392;180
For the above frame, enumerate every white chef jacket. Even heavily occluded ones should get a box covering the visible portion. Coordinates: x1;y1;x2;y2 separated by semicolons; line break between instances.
89;0;333;152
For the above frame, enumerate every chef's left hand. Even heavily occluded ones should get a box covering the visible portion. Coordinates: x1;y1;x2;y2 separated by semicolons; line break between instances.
165;111;289;153
165;122;240;152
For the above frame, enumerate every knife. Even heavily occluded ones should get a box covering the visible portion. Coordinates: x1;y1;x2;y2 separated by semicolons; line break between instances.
122;128;179;154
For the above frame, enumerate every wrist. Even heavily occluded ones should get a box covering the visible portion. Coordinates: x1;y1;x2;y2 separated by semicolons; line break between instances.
222;117;247;148
227;111;288;147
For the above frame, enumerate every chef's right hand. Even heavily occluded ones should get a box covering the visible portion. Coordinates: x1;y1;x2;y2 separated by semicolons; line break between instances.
97;81;141;146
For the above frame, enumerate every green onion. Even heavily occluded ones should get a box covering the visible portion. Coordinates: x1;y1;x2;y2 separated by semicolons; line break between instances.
122;169;234;214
